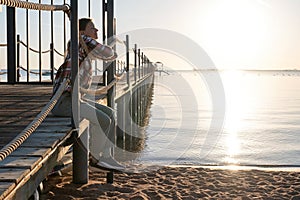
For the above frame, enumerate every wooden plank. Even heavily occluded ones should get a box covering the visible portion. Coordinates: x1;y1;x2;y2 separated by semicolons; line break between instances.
0;124;31;129
0;127;28;133
30;133;66;138
0;99;48;102
10;147;51;158
0;107;45;112
39;122;72;126
21;137;60;148
0;182;16;200
43;117;71;122
35;126;72;133
0;127;71;135
3;138;72;200
0;135;18;140
0;169;30;183
0;111;44;117
0;157;41;169
0;99;49;104
0;118;32;124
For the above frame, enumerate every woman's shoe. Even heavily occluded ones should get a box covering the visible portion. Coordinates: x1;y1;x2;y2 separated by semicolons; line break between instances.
97;155;125;171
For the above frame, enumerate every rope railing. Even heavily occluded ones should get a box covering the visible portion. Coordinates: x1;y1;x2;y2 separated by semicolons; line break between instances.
54;48;65;57
19;40;50;54
18;66;38;75
0;44;7;47
19;40;64;57
0;78;70;162
0;0;69;12
16;66;58;74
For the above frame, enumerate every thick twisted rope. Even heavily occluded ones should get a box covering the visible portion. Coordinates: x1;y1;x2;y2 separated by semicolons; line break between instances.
0;0;69;11
0;78;70;162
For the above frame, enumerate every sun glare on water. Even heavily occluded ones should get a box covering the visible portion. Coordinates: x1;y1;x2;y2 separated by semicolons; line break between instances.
221;70;260;164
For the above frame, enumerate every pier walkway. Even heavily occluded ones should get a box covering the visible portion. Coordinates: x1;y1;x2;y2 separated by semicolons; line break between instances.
0;1;157;198
0;84;72;199
0;69;155;199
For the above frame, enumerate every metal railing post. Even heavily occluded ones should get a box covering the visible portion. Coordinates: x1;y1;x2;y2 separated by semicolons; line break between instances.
50;43;54;83
141;53;144;77
107;0;116;108
39;0;42;82
7;6;16;84
126;35;130;86
17;35;20;82
138;49;141;80
71;0;88;184
134;44;137;84
26;7;30;82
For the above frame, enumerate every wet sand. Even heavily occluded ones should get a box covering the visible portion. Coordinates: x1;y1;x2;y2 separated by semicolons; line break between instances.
40;165;300;200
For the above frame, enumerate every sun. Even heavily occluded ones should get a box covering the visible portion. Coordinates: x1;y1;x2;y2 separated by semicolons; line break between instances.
199;0;271;69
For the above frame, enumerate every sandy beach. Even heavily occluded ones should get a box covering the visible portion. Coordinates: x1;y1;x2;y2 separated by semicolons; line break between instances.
40;165;300;200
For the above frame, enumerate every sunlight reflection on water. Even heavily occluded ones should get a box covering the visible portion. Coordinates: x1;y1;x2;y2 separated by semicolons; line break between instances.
138;70;300;166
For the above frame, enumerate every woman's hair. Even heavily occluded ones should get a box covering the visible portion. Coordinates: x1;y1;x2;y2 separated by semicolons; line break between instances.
79;18;92;31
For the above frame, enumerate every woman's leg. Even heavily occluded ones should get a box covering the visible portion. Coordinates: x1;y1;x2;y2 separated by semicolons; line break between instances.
51;92;72;117
80;101;114;160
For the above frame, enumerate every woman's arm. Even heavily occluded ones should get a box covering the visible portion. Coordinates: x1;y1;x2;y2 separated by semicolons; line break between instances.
83;35;117;61
95;44;118;61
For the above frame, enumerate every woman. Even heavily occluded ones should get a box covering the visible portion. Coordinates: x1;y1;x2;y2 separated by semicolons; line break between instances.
52;18;123;170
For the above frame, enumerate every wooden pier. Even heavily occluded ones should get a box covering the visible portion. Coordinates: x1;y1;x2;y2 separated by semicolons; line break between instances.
0;84;73;199
0;0;157;199
0;69;154;199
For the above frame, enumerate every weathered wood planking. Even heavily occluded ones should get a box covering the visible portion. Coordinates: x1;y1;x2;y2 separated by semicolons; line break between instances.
0;71;149;198
0;169;30;183
0;116;73;200
0;157;42;169
0;85;53;149
0;84;73;199
10;147;51;158
0;182;15;199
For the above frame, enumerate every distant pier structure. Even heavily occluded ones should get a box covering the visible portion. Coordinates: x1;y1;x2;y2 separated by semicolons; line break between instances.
155;61;169;75
0;0;155;199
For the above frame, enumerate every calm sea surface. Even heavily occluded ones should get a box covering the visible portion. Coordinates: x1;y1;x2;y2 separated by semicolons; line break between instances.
135;70;300;167
2;69;300;167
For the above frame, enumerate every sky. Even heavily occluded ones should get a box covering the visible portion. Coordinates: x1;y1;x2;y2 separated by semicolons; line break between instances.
0;0;300;70
115;0;300;70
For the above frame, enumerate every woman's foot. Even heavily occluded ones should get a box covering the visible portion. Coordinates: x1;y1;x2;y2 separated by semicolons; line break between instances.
89;154;124;171
97;155;125;171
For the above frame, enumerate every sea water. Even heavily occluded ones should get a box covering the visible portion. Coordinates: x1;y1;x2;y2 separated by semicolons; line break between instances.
2;68;300;167
136;70;300;167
